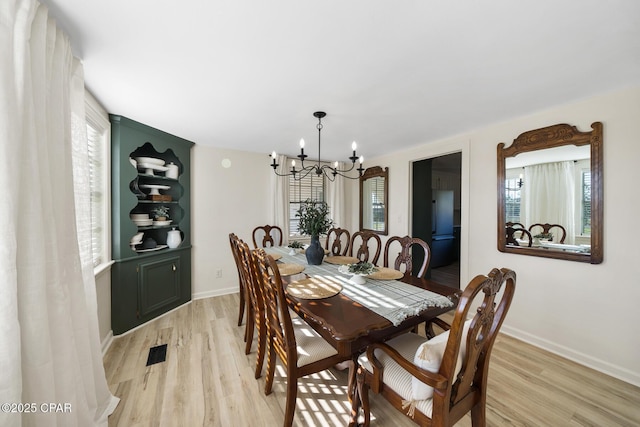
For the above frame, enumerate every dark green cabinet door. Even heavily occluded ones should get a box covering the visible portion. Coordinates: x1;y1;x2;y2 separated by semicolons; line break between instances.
138;255;181;317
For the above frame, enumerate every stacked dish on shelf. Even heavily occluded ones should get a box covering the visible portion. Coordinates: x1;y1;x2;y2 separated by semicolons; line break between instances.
130;213;152;226
133;156;168;176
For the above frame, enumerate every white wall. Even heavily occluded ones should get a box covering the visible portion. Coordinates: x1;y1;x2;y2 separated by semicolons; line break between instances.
347;86;640;386
191;145;272;299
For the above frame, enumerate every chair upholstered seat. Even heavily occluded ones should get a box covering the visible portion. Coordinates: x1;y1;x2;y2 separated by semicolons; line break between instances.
358;333;435;417
292;317;339;367
350;268;516;427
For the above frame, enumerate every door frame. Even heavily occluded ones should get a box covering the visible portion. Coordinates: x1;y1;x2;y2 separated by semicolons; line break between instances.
407;139;470;287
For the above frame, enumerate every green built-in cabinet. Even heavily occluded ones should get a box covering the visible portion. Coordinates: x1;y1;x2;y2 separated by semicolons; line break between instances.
110;115;193;335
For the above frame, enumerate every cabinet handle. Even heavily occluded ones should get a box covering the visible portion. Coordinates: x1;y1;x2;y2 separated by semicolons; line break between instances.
172;263;177;272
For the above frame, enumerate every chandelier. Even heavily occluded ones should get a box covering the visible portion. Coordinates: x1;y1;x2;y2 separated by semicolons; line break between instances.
270;111;365;181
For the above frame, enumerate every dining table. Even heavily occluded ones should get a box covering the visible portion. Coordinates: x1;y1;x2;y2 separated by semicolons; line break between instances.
263;246;461;403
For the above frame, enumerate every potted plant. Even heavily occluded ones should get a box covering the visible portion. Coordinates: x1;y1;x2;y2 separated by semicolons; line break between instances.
533;232;553;241
338;261;378;284
151;205;170;221
287;240;304;255
296;200;333;265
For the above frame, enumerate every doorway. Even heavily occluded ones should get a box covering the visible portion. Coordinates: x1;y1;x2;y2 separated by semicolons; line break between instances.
411;152;462;288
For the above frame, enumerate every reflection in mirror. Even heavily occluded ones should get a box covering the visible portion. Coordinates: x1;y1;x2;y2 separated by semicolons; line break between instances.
360;166;388;235
497;122;603;263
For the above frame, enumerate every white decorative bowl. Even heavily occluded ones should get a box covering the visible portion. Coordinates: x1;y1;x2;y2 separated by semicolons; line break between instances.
134;156;165;166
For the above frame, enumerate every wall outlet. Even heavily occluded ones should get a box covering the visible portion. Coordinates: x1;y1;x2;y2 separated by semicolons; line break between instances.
216;269;222;278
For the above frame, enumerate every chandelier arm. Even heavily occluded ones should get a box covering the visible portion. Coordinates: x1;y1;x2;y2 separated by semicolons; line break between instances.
272;164;316;178
296;165;319;180
331;162;356;173
319;164;362;180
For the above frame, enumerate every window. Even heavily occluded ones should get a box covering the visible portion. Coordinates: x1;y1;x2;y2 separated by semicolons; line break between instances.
505;177;522;224
367;177;386;232
581;170;591;235
288;160;326;235
85;93;110;268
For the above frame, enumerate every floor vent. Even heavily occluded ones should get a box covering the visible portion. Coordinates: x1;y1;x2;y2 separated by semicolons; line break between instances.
146;344;168;366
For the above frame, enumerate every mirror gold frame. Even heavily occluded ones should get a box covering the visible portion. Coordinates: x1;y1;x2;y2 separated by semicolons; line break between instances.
497;122;603;263
359;166;388;235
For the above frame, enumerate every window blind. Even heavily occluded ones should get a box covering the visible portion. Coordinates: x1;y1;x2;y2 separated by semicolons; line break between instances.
581;170;591;235
86;119;106;267
288;160;326;234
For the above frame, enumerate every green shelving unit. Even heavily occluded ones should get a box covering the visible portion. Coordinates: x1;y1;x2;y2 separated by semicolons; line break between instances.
110;115;193;335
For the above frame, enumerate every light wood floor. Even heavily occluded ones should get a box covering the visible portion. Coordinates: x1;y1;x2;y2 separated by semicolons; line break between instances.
430;261;461;289
104;294;640;426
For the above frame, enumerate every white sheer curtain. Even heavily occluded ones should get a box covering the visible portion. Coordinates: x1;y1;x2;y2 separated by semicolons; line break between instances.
521;161;576;244
271;154;290;239
326;162;346;229
0;1;118;426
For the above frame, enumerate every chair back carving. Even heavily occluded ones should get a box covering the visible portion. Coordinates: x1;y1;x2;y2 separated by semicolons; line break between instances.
236;238;268;378
349;230;382;265
325;227;351;256
528;223;566;243
229;233;248;326
354;268;516;427
253;248;296;370
252;225;283;248
446;269;515;411
506;226;532;247
383;235;431;278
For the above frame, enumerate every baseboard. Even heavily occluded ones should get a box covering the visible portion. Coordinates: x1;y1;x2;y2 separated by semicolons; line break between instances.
192;286;239;300
101;330;114;356
112;300;192;337
501;324;640;388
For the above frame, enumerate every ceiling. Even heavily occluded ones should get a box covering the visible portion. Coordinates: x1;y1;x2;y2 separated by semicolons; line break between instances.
43;0;640;162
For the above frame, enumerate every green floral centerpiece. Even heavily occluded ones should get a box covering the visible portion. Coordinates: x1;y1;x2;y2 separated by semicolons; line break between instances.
296;200;333;265
346;262;378;275
296;200;333;236
533;232;553;241
339;261;378;284
287;240;304;255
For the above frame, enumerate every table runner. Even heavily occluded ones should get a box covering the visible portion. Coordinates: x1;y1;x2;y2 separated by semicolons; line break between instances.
265;247;454;326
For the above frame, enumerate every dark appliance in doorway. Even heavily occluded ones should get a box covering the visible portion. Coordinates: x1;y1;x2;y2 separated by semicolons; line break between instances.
431;190;455;268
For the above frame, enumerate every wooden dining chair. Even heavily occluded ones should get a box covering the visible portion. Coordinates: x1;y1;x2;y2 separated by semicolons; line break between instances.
252;224;283;248
528;223;567;243
229;233;248;327
350;230;382;265
506;226;532;247
383;235;431;279
350;267;516;427
235;237;268;379
252;248;349;427
325;227;351;256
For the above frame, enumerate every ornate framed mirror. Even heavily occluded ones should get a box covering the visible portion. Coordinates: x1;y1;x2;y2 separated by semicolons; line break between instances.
359;166;388;235
497;122;603;263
